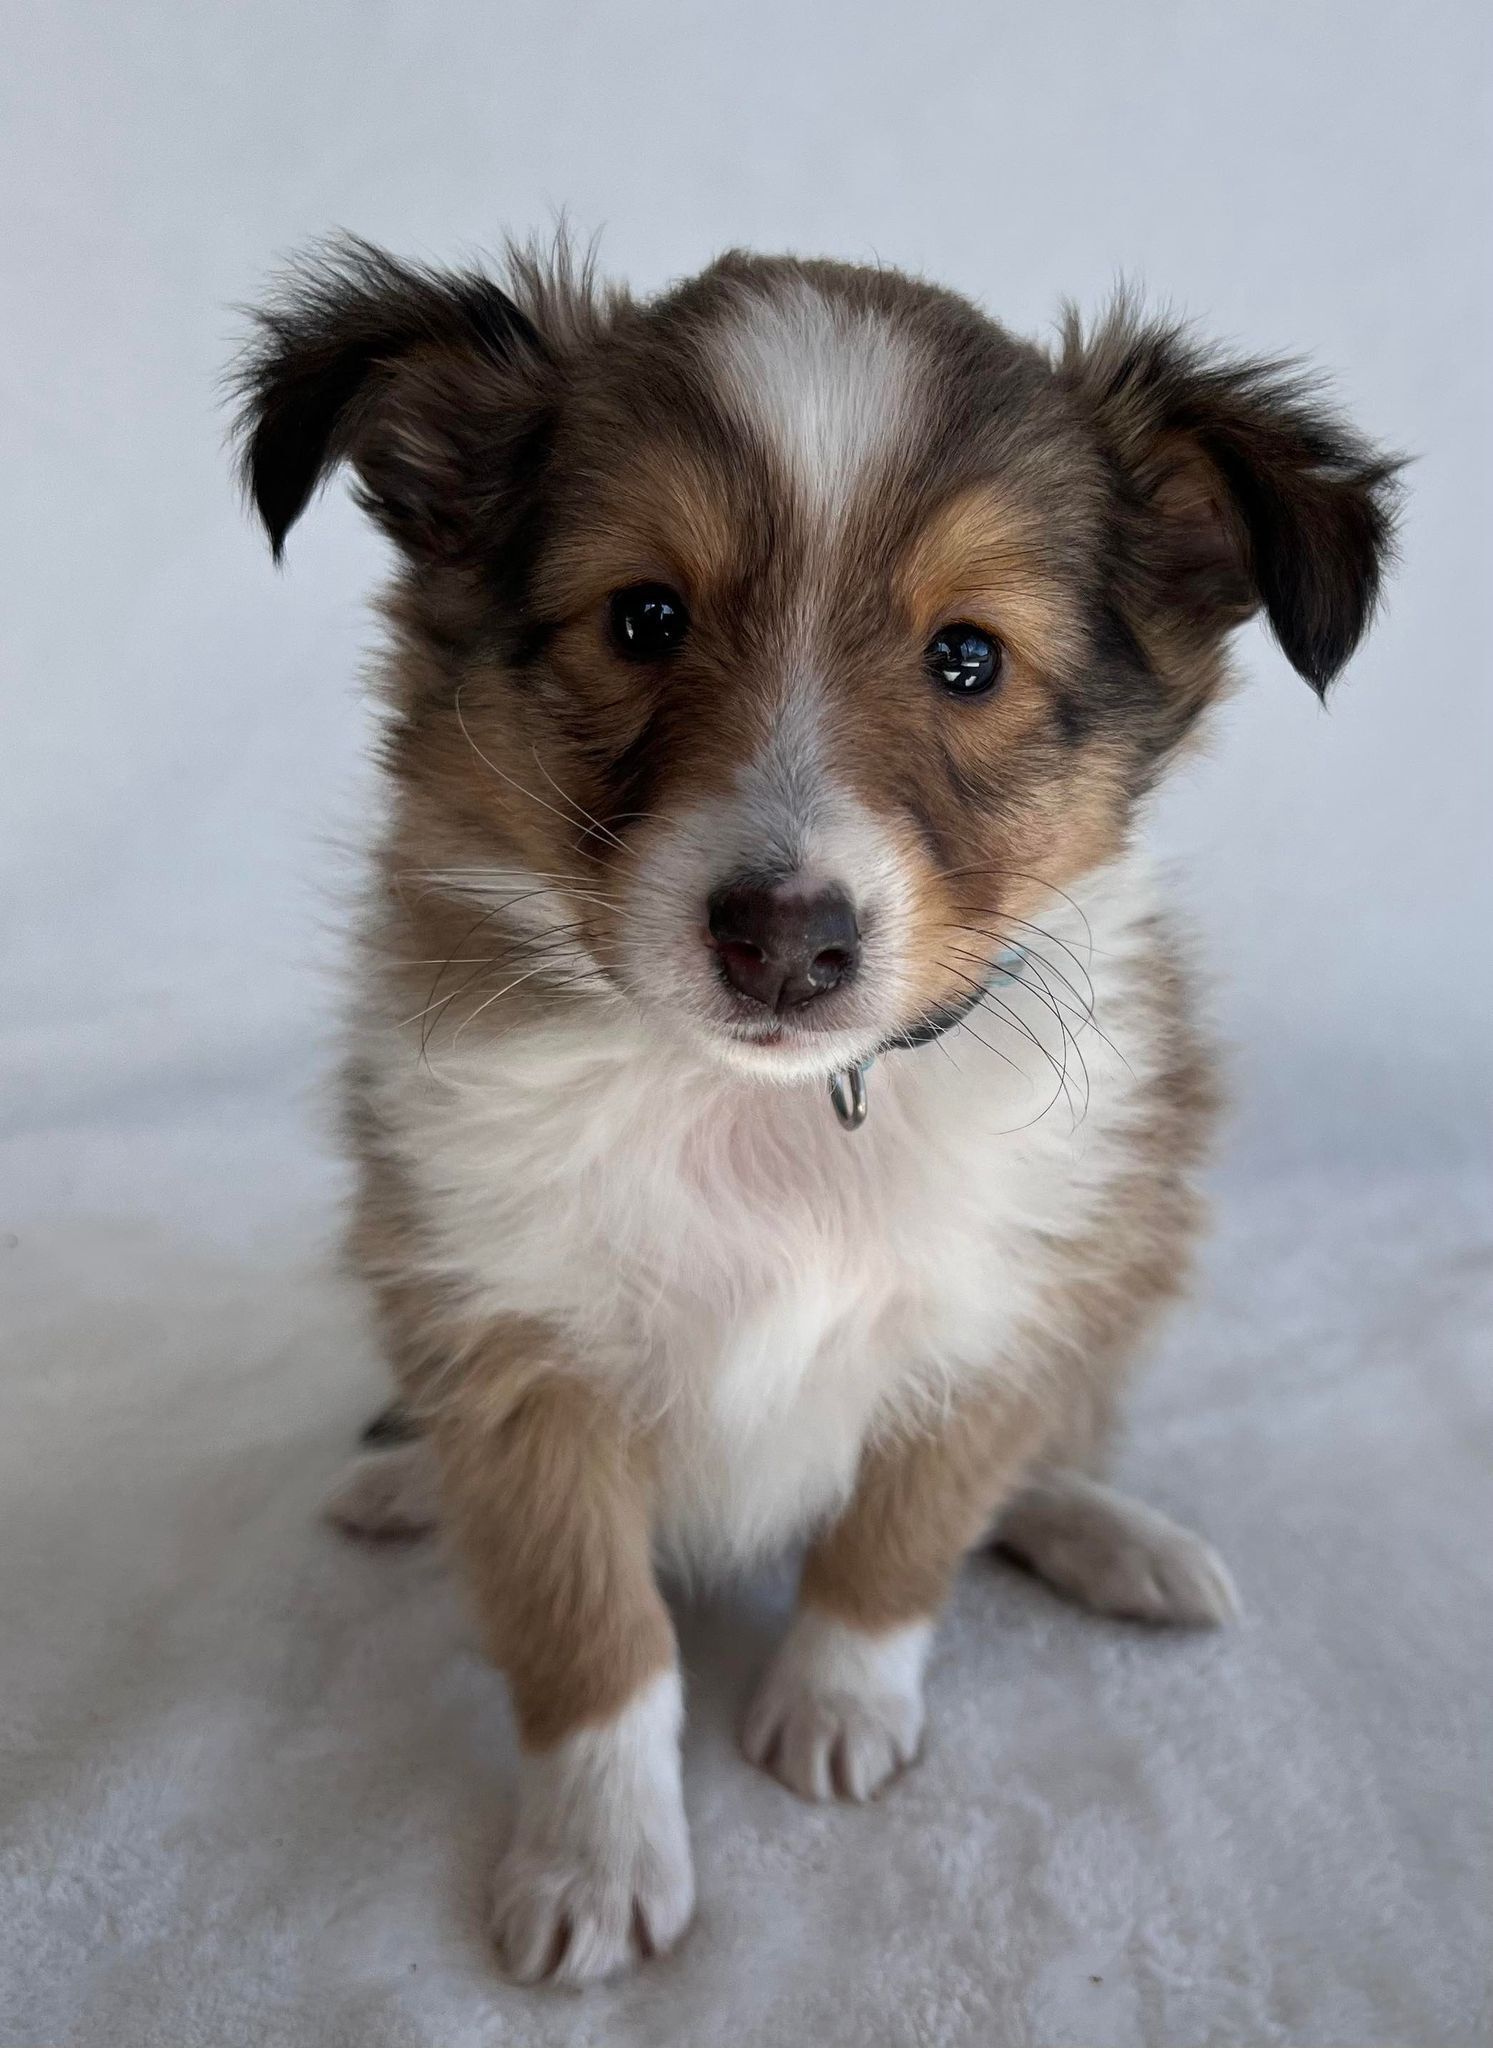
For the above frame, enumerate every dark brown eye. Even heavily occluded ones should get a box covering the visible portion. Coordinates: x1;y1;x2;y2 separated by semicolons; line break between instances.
609;583;689;660
926;623;1003;697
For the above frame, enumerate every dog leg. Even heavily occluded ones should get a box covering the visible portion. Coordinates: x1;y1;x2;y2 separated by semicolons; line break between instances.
992;1468;1239;1625
322;1440;439;1541
435;1364;692;1986
744;1386;1046;1802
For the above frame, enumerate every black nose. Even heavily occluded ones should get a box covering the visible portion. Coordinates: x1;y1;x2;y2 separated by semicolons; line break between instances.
707;880;861;1012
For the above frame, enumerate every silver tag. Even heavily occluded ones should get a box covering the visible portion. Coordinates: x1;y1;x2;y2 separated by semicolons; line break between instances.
828;1061;870;1131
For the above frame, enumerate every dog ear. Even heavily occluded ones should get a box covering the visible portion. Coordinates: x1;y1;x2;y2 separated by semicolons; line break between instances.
1059;301;1401;694
233;236;559;563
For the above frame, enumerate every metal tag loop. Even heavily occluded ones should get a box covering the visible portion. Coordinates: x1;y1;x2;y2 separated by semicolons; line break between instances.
828;1060;871;1132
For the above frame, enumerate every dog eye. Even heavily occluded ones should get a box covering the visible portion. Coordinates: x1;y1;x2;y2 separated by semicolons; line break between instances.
926;623;1003;697
609;583;690;660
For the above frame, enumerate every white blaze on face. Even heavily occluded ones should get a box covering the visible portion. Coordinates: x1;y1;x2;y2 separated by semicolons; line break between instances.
613;283;926;1067
727;666;911;930
730;663;830;875
701;277;924;890
709;278;917;524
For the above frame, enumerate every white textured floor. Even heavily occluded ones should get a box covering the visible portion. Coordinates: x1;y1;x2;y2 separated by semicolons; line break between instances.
1;1101;1489;2047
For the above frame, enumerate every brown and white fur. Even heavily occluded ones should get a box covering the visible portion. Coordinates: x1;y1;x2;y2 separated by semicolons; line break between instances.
236;240;1397;1985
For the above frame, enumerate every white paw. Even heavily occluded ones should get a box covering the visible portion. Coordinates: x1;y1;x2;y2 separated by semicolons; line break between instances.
321;1443;439;1541
996;1472;1241;1627
1081;1520;1239;1626
741;1611;931;1803
492;1671;694;1986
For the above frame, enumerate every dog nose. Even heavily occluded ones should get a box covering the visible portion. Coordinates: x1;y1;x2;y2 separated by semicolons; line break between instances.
707;880;860;1011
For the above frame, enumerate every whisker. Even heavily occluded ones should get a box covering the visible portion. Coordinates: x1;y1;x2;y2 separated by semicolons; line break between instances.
528;744;631;854
377;878;644;945
950;922;1132;1078
930;963;1023;1074
927;864;1100;967
407;901;511;1048
940;968;1083;1135
453;685;616;863
399;867;586;881
405;906;599;1051
1000;955;1089;1126
1013;950;1127;1082
397;974;492;1033
945;939;1098;1042
984;1050;1080;1138
982;921;1101;1023
946;1011;1024;1078
938;959;1073;1102
389;892;589;1052
940;923;1095;1020
450;962;566;1053
407;932;614;1049
394;869;654;937
959;908;1097;1013
992;986;1083;1129
1003;873;1097;968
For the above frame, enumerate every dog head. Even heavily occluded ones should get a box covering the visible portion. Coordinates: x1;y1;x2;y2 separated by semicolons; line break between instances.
237;239;1398;1076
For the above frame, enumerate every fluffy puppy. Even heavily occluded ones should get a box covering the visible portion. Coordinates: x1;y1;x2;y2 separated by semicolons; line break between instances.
236;239;1396;1986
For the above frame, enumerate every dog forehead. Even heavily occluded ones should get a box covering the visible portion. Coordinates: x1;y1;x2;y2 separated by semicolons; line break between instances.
699;274;923;523
542;264;1089;623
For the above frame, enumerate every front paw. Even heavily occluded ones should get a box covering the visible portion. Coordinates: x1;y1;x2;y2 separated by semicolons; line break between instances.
492;1672;694;1986
491;1837;694;1987
741;1610;932;1802
322;1443;439;1541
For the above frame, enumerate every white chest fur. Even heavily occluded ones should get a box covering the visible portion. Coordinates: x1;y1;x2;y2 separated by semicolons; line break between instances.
360;856;1168;1570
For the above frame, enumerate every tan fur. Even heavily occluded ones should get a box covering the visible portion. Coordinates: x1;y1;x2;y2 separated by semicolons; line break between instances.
534;446;742;621
1021;927;1220;1471
897;485;1089;673
434;1337;674;1750
347;1170;676;1749
801;1388;1051;1631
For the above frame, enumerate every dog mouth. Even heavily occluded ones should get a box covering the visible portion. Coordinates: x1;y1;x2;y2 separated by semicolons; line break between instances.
710;947;1024;1069
705;947;888;1050
688;986;885;1077
721;1013;821;1052
711;973;868;1044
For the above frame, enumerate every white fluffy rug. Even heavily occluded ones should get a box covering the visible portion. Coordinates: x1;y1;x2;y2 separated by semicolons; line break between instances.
2;1111;1488;2046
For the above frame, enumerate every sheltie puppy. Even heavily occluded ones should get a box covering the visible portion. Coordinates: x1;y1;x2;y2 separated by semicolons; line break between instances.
236;239;1396;1985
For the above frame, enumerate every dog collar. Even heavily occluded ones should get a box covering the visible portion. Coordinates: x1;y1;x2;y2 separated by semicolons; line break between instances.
828;945;1028;1133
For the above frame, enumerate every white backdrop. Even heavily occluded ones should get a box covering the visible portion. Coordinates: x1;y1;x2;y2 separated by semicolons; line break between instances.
3;0;1489;1196
4;11;1491;2045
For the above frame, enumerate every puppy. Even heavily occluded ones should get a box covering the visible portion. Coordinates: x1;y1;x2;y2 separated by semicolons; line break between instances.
236;239;1396;1985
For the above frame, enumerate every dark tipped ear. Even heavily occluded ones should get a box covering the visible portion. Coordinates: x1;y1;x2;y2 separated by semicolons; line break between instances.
232;235;552;560
1060;301;1402;694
